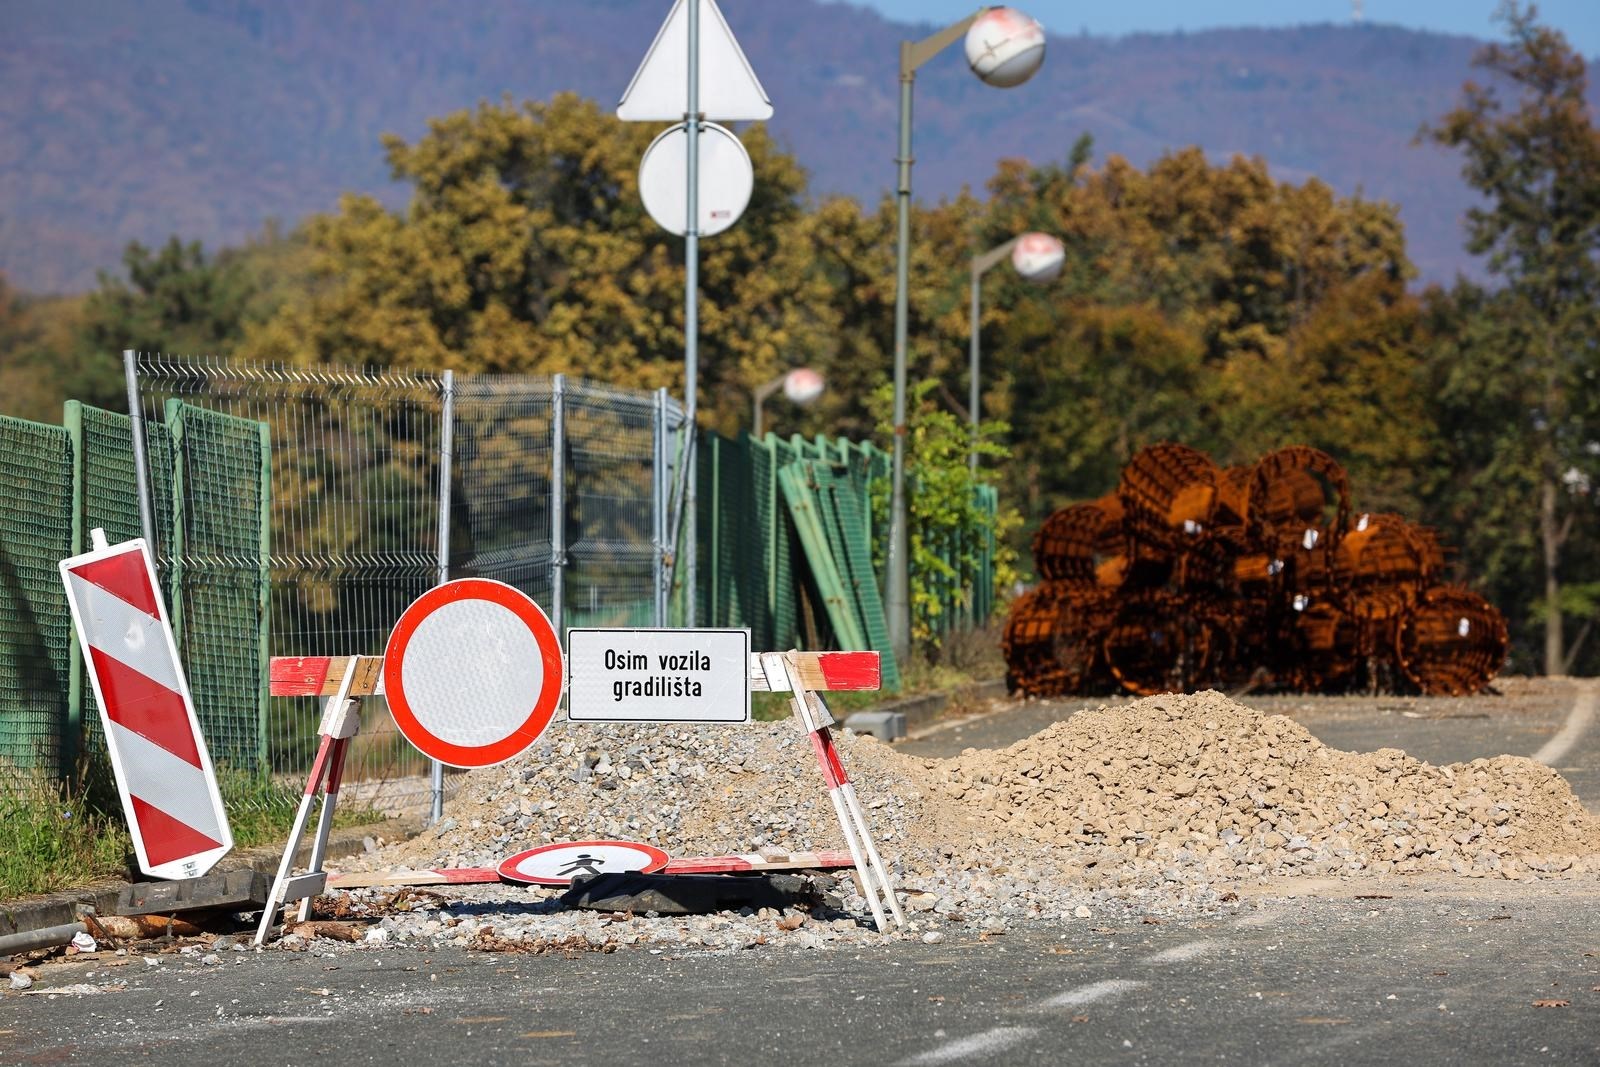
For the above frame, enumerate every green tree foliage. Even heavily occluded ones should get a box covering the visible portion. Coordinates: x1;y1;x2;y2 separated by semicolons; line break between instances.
1423;2;1600;674
872;379;1018;655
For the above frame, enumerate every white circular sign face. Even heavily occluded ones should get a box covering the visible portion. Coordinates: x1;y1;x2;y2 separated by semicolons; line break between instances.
1011;232;1065;282
638;120;754;238
783;367;825;405
965;7;1047;89
498;841;671;886
383;579;563;768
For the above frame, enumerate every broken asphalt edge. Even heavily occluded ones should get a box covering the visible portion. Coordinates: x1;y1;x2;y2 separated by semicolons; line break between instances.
0;815;422;943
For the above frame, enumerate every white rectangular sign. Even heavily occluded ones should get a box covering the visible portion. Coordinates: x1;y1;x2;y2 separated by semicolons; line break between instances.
567;628;750;723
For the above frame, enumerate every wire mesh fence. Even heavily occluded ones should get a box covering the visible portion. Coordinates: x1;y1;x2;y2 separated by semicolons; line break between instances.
127;355;686;815
3;352;999;821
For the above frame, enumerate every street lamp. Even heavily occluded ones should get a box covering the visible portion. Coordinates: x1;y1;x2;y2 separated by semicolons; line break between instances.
752;367;825;439
969;231;1064;470
887;7;1046;659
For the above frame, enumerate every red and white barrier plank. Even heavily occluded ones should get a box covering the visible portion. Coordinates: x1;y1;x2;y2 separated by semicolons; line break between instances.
59;531;232;880
325;851;859;889
269;650;882;698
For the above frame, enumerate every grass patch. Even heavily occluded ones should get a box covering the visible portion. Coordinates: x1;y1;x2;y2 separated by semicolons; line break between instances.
0;767;132;899
0;758;386;901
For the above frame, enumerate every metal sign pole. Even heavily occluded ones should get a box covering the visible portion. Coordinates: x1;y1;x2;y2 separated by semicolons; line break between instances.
683;0;700;629
431;368;454;824
122;350;158;556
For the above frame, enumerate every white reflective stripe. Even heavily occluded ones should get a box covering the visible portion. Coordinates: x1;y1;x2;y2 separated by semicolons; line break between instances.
1039;978;1148;1009
66;571;182;695
109;722;225;843
897;1028;1041;1066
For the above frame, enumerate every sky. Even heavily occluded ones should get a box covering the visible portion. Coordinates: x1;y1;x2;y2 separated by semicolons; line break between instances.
854;1;1600;56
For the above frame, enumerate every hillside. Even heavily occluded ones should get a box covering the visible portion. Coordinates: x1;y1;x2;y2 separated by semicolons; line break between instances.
0;0;1584;292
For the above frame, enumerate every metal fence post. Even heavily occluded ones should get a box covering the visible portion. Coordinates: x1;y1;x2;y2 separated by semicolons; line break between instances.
551;374;566;644
430;369;454;824
653;387;667;627
122;351;157;555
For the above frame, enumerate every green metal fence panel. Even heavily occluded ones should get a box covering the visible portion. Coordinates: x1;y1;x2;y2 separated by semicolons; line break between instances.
0;415;75;778
166;400;270;771
778;462;868;654
790;459;902;691
70;403;176;762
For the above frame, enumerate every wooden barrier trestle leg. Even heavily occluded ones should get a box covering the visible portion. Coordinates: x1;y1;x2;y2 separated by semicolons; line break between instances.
762;652;905;933
254;657;363;946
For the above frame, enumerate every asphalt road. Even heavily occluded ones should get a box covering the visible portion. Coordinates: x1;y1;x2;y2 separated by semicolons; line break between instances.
6;680;1598;1066
5;885;1598;1066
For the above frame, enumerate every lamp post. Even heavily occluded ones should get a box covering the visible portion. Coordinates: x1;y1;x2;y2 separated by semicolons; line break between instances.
969;231;1064;470
752;367;825;439
886;6;1046;659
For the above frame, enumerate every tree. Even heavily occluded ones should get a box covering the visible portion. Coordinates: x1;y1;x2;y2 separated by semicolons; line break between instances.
242;94;840;436
1424;2;1600;674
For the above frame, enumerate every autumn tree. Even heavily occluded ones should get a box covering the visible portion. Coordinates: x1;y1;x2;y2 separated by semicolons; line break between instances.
971;145;1424;531
242;94;840;435
1425;2;1600;674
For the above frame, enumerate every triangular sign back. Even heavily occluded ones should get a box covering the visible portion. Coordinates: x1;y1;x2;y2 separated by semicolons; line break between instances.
618;0;773;122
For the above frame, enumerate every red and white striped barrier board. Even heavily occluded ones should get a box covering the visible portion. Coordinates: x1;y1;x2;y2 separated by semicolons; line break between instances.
268;650;881;698
59;535;232;879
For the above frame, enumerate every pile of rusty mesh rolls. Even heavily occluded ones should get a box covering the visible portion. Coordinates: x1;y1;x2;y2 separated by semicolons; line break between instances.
1003;444;1507;698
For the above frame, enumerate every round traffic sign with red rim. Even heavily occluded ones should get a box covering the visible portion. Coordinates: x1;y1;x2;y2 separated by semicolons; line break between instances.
383;578;563;768
498;840;671;886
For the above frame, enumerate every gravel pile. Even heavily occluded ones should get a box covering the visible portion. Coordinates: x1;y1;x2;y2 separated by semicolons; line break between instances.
328;691;1600;954
935;690;1600;881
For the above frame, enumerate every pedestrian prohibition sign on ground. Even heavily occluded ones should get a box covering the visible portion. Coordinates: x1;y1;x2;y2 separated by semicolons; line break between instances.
59;531;233;879
498;841;671;886
383;578;563;768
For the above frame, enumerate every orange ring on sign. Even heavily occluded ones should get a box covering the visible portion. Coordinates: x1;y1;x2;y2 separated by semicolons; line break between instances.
383;578;563;768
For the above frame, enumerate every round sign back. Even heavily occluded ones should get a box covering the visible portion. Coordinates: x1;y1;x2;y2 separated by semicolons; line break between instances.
498;840;671;886
383;578;562;768
638;120;754;237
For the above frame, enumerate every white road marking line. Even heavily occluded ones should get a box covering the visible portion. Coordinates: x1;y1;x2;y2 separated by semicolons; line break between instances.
1039;978;1148;1009
896;1026;1040;1065
1532;679;1596;767
1143;939;1218;964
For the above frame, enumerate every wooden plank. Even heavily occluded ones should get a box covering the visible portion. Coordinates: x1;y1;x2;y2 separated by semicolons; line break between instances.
663;850;855;874
269;655;384;697
325;868;501;889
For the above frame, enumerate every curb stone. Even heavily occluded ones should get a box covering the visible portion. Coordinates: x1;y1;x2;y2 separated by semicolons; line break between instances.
0;816;421;943
865;678;1007;735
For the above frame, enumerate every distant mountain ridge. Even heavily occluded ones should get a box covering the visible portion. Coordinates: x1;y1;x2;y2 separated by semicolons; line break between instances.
2;0;1590;292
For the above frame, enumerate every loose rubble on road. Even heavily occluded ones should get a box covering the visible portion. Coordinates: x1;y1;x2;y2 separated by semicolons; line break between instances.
301;689;1600;955
10;690;1599;972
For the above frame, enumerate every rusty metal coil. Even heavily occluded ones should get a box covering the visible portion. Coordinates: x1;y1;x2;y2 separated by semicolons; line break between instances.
1103;592;1230;696
1116;443;1219;549
1397;584;1508;696
1032;494;1125;584
1334;513;1433;622
1005;443;1506;697
1249;446;1351;558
